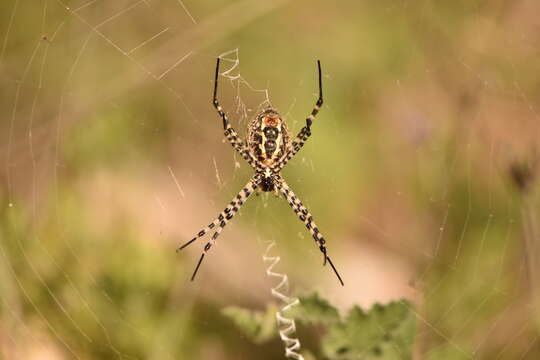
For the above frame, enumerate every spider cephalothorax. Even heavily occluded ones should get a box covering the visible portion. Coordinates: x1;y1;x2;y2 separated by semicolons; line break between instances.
177;58;344;286
259;173;276;192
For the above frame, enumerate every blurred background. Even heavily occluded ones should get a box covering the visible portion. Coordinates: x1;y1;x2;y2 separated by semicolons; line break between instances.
1;0;540;358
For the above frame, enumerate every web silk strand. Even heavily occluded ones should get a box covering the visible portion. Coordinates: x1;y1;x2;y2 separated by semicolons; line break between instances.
262;241;304;360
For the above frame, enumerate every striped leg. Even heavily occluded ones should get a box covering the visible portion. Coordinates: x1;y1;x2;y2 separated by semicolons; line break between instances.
272;60;323;173
177;176;260;281
276;177;344;286
212;58;261;171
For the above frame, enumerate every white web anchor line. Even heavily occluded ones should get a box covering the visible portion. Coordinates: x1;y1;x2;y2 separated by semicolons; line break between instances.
262;241;304;360
218;48;271;110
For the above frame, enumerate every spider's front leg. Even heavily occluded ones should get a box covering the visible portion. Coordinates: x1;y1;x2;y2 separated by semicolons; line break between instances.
276;177;344;286
212;58;261;171
177;175;261;281
273;60;323;173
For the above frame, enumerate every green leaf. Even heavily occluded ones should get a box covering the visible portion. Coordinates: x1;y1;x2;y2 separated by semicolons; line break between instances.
221;305;277;344
289;292;341;325
322;300;416;360
222;295;417;360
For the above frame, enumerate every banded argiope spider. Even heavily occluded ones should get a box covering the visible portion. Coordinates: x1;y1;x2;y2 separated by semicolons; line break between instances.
177;58;344;286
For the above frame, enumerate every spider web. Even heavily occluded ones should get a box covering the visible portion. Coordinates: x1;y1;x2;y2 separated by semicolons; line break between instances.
1;0;540;359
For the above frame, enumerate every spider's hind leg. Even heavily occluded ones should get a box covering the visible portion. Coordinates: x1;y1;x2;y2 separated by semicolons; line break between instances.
276;177;344;286
176;220;218;252
178;176;260;281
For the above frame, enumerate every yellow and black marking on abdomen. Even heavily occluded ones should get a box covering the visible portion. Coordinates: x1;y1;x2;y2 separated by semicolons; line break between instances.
247;107;290;170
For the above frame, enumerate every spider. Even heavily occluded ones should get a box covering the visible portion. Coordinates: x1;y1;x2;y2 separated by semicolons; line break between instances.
177;58;344;286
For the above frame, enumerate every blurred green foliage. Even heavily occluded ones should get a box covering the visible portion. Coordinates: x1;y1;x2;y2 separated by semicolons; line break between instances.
223;293;416;359
1;0;540;359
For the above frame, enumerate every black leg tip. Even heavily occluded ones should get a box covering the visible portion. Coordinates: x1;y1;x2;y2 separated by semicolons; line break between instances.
178;237;197;252
325;255;344;287
190;253;205;282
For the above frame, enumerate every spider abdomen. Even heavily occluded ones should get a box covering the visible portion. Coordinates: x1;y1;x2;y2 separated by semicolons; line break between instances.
247;107;290;167
264;139;277;154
